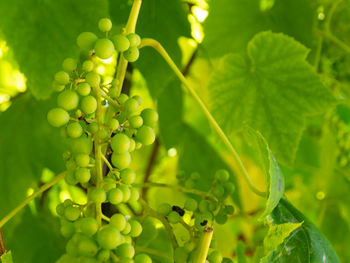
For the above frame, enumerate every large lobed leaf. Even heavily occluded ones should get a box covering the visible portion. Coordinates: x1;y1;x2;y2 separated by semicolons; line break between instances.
209;32;336;165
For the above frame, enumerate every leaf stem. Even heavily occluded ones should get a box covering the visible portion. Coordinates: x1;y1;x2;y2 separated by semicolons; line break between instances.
0;172;66;228
138;38;266;197
193;227;213;263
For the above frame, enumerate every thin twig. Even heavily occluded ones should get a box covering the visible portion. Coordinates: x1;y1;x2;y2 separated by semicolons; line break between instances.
0;229;6;256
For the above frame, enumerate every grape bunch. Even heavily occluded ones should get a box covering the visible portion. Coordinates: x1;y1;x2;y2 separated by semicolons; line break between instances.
47;17;158;263
157;169;235;263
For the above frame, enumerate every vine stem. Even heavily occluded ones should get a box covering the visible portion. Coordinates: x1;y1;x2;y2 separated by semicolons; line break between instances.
320;31;350;54
0;172;66;228
0;229;6;256
193;227;213;263
138;38;266;197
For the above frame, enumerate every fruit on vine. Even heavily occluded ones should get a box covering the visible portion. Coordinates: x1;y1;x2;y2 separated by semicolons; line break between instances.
57;90;79;111
55;71;70;85
123;47;139;62
81;96;97;114
127;33;141;47
98;18;112;32
85;72;101;88
66;122;83;138
111;133;130;153
77;32;98;51
97;226;121;250
47;108;69;127
136;126;155;145
113;34;130;52
62;58;77;72
94;38;115;59
141;109;158;127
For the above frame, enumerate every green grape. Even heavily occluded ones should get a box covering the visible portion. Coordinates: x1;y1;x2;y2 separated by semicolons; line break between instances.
89;187;106;203
207;250;223;263
111;152;131;169
64;206;81;221
127;33;141;47
168;211;181;224
85;72;101;88
77;82;91;96
97;249;110;262
66;238;79;257
122;222;131;235
129;220;143;237
132;95;142;105
123;47;139;62
184;198;198;211
103;177;116;192
185;179;195;189
111;133;130;153
62;151;72;161
67;122;83;138
94;38;115;59
65;170;78;185
129;139;136;152
87;122;99;134
98;18;112;32
157;203;172;216
119;185;131;202
97;225;121;249
75;109;83;118
215;169;229;182
82;60;94;72
199;200;209;213
119;259;134;263
135;141;142;150
64;199;73;207
77;32;98;51
56;203;65;216
79;257;99;263
129;188;140;202
141;109;158;127
78;237;98;257
129;115;143;128
113;34;130;52
57;90;79;111
222;258;233;263
136;126;155;146
120;168;136;185
52;81;65;92
70;135;93;155
108;118;119;131
109;87;118;98
107;188;123;205
81;96;97;114
118;93;129;104
110;213;126;231
79;217;98;237
124;98;139;115
60;221;75;238
96;128;109;141
213;185;225;198
62;58;77;72
75;168;91;184
47;108;69;127
215;211;228;225
55;71;70;85
65;159;76;170
224;182;235;195
174;247;189;263
115;243;135;258
135;253;152;263
208;200;218;212
224;205;234;215
75;154;90;167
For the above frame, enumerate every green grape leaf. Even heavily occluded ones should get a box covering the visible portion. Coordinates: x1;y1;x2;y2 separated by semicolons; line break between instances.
109;0;191;98
203;0;316;58
209;31;336;165
158;78;183;149
0;251;13;263
264;198;341;262
0;0;109;99
260;222;303;262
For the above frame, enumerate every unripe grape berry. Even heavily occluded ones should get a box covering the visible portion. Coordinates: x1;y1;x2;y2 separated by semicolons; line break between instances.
213;185;225;198
78;237;98;257
120;168;136;185
224;182;235;195
208;250;223;263
82;60;94;72
94;38;115;59
65;170;78;185
89;188;106;203
55;71;70;85
135;253;152;263
222;258;234;263
103;177;116;192
132;95;142;105
129;220;143;237
123;47;139;62
113;34;130;52
136;126;155;146
184;198;198;211
107;188;123;205
109;87;118;98
116;243;135;258
66;122;83;138
97;225;121;250
77;82;91;96
157;203;172;216
97;250;110;262
129;139;136;152
215;169;230;182
129;115;143;128
129;188;140;202
87;122;98;134
124;98;139;115
62;58;77;72
81;96;97;114
77;32;98;51
60;221;75;238
52;81;65;92
96;128;109;141
98;18;112;32
57;90;79;111
127;33;141;47
64;199;73;207
120;258;134;263
66;238;78;257
47;108;69;127
75;154;90;167
215;211;228;225
110;213;126;231
119;185;131;202
111;133;130;153
64;206;81;221
118;93;129;104
79;217;98;237
121;222;131;235
56;203;65;216
70;135;93;155
75;168;91;184
85;72;101;88
141;109;158;127
168;211;181;224
108;118;119;131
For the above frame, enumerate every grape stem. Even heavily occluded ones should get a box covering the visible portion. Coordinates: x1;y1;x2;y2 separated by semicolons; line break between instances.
101;214;110;222
101;154;114;172
0;172;66;228
138;39;266;197
193;227;213;263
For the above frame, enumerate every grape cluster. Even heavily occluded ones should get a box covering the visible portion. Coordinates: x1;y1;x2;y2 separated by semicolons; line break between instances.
48;18;157;263
157;169;235;263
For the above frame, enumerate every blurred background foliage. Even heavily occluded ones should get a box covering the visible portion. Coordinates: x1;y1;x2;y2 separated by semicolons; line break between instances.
0;0;349;262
